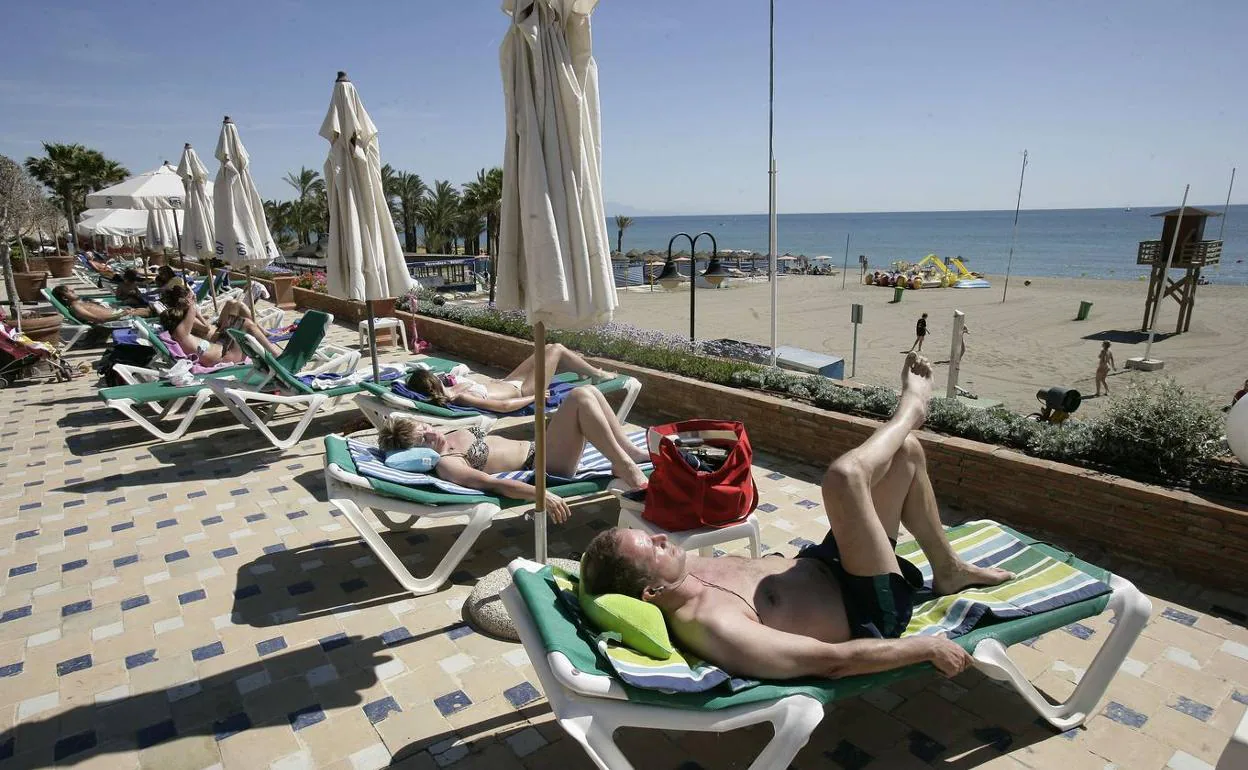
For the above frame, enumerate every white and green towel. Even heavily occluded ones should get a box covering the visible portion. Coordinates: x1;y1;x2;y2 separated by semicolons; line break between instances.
898;520;1111;638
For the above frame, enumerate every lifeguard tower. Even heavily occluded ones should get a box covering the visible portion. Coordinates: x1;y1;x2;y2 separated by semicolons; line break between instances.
1137;207;1222;334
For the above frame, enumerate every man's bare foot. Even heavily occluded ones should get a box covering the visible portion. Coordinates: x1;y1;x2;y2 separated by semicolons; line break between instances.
590;369;617;384
898;352;933;425
932;560;1014;595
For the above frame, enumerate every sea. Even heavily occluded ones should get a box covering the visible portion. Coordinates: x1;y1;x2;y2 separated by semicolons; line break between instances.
608;205;1248;286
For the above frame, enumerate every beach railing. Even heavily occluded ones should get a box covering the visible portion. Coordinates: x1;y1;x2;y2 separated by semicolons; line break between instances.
1136;239;1222;267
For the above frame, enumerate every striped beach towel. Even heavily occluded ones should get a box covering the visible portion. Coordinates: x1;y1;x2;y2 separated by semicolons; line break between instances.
347;430;651;495
898;520;1112;638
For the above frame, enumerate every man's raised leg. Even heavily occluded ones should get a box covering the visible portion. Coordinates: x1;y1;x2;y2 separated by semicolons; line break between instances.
820;354;934;577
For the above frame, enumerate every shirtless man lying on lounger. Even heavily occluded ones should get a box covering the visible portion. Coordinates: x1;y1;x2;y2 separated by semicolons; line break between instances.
580;354;1013;680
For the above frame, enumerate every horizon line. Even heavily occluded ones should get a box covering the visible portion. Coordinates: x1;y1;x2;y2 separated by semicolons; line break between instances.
607;202;1247;218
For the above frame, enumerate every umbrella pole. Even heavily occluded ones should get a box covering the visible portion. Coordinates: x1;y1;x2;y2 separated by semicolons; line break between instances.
533;321;548;564
173;209;186;274
366;300;381;384
208;263;219;313
245;265;255;314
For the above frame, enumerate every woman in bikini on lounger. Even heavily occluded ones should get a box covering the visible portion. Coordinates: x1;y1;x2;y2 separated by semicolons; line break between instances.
403;343;617;414
376;384;648;523
159;284;280;367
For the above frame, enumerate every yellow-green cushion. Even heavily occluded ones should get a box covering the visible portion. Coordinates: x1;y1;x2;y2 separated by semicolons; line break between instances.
573;572;674;660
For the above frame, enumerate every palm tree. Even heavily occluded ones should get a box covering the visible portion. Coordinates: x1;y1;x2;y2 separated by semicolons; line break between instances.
380;163;402;224
395;172;426;250
283;167;324;245
24;143;129;243
455;203;484;257
465;167;503;301
419;180;460;254
263;199;298;252
614;215;634;256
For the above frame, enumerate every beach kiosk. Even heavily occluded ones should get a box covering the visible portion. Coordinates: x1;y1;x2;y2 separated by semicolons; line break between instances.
1137;207;1222;334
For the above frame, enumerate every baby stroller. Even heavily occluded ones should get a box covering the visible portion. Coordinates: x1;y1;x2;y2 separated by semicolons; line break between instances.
0;320;75;388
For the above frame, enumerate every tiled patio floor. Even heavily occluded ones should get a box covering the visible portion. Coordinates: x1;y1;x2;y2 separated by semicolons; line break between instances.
0;306;1245;769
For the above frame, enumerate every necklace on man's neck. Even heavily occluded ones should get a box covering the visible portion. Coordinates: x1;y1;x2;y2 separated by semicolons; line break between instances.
683;572;759;619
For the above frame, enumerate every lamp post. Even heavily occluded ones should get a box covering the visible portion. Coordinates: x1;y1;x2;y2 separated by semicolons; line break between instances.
657;231;731;342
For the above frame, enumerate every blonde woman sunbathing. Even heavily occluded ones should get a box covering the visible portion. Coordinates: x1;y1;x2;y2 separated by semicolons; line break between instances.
404;343;616;414
377;386;648;523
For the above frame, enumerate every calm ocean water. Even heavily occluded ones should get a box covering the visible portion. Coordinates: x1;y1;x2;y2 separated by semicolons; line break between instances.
609;206;1248;285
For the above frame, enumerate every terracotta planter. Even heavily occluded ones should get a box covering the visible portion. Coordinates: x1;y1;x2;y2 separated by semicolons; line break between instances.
43;255;75;278
17;314;61;345
368;297;397;319
13;272;48;303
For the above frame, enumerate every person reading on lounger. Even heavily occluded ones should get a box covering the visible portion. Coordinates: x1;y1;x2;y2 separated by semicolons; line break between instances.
113;268;150;309
376;385;649;524
579;353;1014;681
158;284;279;366
51;285;150;322
155;265;187;293
403;343;617;414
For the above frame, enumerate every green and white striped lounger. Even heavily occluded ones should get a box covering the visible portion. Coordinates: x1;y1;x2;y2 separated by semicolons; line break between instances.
499;521;1153;770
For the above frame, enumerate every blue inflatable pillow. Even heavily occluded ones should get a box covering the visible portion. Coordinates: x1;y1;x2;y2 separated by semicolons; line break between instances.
384;447;441;472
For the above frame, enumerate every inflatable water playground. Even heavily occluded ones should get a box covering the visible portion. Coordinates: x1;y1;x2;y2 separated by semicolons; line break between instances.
864;254;991;289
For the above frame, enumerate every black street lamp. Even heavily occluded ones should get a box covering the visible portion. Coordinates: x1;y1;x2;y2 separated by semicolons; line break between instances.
657;231;731;341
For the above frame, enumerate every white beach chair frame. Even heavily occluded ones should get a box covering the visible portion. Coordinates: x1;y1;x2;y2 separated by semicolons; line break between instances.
499;558;1152;770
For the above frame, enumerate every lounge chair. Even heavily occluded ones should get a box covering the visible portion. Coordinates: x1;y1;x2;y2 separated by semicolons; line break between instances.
498;522;1153;770
323;431;650;596
352;359;641;431
197;326;399;450
97;311;354;442
110;317;348;386
41;288;132;352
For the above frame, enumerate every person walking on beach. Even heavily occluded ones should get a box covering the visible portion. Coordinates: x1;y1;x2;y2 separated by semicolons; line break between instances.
1095;341;1116;397
908;313;929;352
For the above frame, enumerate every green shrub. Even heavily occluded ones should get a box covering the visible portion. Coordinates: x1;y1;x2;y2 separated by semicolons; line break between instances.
1083;378;1224;480
415;303;1234;494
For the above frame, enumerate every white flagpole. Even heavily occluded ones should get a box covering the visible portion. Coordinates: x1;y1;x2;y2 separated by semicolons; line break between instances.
767;0;778;368
1218;167;1235;241
1143;185;1189;363
1001;150;1028;303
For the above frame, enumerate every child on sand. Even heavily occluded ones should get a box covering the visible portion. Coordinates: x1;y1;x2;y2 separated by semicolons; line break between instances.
1095;341;1116;396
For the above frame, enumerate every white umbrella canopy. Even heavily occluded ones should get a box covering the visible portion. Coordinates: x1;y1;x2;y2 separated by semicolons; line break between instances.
212;117;277;268
176;144;216;262
320;71;413;302
85;163;185;211
77;209;148;237
146;209;181;252
497;0;615;331
495;0;613;573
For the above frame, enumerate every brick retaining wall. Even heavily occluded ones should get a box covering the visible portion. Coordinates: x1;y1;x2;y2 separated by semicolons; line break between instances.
412;314;1248;592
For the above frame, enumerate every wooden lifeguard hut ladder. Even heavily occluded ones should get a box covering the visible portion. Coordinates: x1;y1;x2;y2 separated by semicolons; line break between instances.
1137;207;1222;334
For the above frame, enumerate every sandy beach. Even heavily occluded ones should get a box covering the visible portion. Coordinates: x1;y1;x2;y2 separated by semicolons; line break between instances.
612;273;1247;416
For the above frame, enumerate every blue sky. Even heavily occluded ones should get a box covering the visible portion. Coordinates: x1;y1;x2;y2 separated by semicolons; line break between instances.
1;0;1243;215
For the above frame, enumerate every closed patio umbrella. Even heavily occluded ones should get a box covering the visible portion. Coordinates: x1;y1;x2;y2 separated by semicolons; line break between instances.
177;144;218;307
320;71;414;383
497;0;615;566
213;117;278;309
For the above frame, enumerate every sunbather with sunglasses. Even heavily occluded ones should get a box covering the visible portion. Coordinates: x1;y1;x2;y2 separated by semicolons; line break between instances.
51;285;150;322
580;354;1013;680
403;342;616;414
376;384;648;523
158;284;279;366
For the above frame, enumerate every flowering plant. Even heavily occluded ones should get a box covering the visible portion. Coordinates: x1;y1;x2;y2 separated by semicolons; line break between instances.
293;271;327;292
